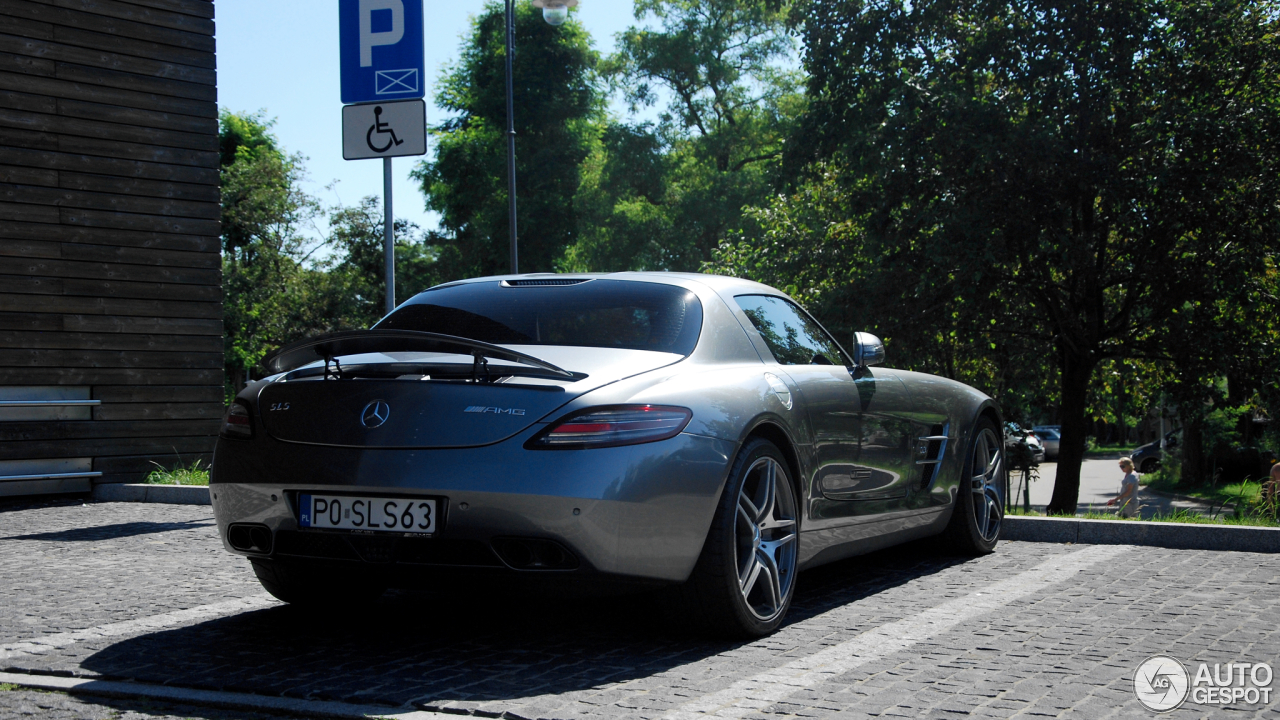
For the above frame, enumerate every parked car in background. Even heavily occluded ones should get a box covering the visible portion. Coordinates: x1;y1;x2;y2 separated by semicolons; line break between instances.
1032;426;1060;460
1004;423;1046;463
1131;430;1181;473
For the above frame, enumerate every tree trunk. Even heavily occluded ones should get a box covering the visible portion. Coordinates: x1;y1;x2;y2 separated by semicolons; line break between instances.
1047;346;1097;515
1181;418;1204;485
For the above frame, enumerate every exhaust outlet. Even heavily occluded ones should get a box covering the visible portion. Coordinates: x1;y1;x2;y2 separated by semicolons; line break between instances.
491;537;579;570
227;523;273;554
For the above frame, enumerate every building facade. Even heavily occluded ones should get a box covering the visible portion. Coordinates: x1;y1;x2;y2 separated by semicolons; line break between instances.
0;0;221;495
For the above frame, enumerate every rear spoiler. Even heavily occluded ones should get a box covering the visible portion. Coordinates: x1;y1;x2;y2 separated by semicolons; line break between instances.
261;330;576;379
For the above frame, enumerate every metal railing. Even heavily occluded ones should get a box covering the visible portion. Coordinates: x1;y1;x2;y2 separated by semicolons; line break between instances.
0;400;101;407
0;471;103;482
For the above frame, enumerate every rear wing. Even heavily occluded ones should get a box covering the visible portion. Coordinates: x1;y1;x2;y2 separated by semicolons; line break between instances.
262;330;576;379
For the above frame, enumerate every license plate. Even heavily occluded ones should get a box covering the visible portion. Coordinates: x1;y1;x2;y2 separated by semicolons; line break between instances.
298;494;437;535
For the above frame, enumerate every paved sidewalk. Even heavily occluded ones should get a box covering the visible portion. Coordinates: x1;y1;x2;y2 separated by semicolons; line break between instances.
1016;458;1228;518
1;500;1277;719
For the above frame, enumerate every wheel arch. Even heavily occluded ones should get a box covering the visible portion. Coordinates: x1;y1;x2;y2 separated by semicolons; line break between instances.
967;399;1007;489
975;401;1004;436
934;398;1006;553
740;418;804;512
933;398;1005;527
947;399;1005;484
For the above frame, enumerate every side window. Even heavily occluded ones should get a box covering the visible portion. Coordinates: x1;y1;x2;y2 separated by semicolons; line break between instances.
734;295;846;366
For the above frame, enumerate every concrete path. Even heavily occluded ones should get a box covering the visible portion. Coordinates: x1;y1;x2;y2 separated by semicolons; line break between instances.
1012;457;1231;519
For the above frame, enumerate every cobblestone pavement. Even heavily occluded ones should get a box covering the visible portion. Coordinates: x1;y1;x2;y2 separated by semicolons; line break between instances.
1;499;1277;719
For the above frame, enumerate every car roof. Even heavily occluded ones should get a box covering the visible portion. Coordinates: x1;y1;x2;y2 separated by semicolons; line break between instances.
424;272;785;297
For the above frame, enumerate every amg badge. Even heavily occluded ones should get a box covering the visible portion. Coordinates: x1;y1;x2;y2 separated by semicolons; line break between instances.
465;406;526;416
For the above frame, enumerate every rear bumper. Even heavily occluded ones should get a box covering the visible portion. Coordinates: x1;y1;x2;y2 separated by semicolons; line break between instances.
210;431;735;583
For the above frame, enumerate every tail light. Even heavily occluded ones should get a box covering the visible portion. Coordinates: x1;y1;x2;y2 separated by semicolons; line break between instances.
528;405;692;449
221;402;253;439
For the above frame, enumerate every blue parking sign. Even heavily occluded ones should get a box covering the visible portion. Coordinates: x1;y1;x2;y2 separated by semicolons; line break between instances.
339;0;425;105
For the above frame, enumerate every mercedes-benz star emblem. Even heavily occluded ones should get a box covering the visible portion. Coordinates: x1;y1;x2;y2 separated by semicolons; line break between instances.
361;400;390;429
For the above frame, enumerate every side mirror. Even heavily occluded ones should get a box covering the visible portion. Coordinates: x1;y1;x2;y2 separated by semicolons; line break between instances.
852;332;885;368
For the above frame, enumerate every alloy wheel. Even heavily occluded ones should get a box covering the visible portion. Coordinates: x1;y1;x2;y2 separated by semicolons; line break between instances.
970;427;1005;542
734;456;798;621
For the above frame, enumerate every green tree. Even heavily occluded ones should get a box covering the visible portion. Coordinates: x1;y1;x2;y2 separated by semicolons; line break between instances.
756;0;1280;512
323;197;440;326
565;0;803;271
1157;257;1280;483
221;111;445;397
709;165;1059;425
219;110;324;393
412;1;600;279
564;123;673;270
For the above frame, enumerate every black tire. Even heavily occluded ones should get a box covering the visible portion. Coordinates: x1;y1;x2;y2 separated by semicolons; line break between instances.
677;437;800;638
1140;459;1159;474
250;558;386;608
941;419;1005;555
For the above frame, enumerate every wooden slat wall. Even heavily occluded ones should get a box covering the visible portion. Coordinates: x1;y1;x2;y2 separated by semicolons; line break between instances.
0;0;219;484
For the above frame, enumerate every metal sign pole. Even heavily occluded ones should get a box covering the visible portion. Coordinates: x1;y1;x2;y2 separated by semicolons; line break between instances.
383;156;395;315
340;0;425;315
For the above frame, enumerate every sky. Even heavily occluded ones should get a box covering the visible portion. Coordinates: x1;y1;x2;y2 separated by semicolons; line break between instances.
215;1;643;241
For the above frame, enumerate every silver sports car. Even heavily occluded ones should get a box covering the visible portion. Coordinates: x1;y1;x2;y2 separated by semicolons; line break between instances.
212;273;1006;637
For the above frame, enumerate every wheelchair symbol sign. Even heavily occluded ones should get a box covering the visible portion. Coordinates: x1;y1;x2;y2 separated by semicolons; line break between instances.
367;106;405;152
342;99;426;160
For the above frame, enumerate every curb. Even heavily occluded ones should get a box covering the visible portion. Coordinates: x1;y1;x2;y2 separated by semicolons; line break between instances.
0;671;443;719
92;483;210;506
1003;515;1280;553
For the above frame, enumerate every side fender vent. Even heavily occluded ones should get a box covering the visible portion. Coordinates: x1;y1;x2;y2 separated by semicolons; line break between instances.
916;423;950;489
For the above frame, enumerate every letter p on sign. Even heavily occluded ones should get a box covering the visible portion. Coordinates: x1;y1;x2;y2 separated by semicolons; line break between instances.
340;0;423;105
359;0;404;66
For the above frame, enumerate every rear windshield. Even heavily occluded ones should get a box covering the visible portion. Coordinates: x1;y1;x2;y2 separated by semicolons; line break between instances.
376;280;703;356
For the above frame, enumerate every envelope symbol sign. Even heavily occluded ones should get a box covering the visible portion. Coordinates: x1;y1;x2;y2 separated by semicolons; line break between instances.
375;68;418;94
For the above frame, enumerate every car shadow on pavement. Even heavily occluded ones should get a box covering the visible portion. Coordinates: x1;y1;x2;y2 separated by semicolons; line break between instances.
1;520;216;543
74;540;970;709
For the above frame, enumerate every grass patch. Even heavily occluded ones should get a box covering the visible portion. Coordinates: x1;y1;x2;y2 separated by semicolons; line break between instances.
0;683;17;691
1141;472;1263;507
144;460;209;486
1086;444;1137;454
1007;506;1280;527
